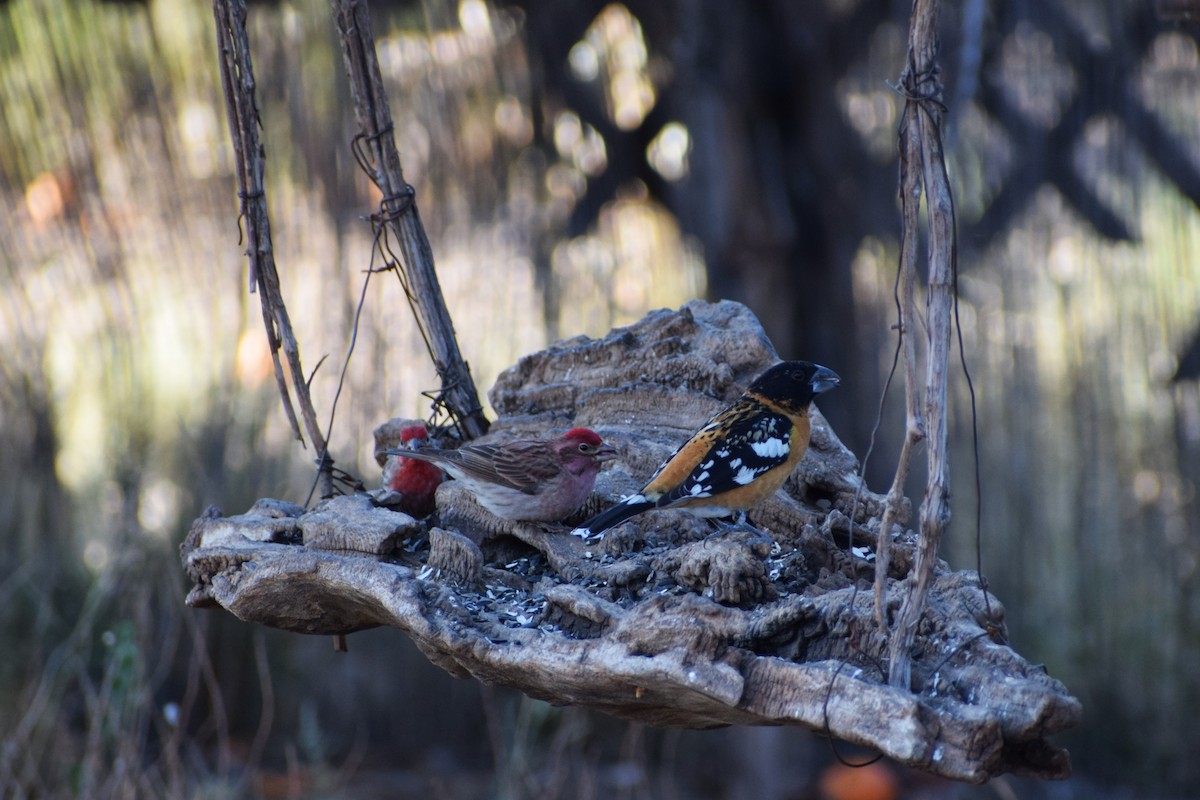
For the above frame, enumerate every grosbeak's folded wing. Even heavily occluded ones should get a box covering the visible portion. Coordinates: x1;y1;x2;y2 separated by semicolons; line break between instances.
650;405;794;506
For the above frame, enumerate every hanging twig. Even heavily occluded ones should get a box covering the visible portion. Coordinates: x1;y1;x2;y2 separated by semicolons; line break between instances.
212;0;334;500
872;153;924;628
331;0;489;440
885;0;956;689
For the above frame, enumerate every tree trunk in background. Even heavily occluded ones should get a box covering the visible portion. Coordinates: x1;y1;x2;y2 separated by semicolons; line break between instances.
653;0;899;454
515;0;906;460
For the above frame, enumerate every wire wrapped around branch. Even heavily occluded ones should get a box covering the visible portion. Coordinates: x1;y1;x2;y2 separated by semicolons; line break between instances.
333;0;489;440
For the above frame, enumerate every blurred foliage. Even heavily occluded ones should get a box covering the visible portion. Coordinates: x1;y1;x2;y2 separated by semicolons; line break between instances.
1;0;1199;797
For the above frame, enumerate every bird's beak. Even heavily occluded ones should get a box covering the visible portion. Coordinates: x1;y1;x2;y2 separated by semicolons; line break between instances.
811;365;841;394
595;443;619;463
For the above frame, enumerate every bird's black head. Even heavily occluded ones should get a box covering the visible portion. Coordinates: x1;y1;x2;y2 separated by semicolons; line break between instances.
747;360;840;412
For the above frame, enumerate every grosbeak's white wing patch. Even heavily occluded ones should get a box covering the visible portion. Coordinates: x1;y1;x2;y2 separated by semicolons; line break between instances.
733;465;759;485
750;437;788;458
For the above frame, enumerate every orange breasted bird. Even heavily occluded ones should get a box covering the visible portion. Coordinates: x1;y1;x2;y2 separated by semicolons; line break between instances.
571;361;840;538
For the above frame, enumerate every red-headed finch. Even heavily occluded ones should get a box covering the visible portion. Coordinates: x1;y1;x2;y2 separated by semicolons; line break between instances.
380;423;444;518
572;361;840;538
383;427;617;523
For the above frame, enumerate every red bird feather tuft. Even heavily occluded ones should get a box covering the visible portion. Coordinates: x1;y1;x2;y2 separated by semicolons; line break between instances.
382;423;444;518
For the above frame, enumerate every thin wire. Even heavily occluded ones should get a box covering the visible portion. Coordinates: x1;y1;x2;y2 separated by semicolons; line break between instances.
821;182;908;770
303;252;377;507
822;643;885;768
303;130;454;505
352;130;475;438
913;94;999;638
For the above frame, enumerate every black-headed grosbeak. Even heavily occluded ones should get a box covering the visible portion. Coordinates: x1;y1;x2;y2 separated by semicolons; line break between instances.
571;360;840;538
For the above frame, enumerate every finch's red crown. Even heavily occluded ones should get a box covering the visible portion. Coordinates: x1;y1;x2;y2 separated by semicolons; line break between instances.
563;428;603;447
399;424;430;443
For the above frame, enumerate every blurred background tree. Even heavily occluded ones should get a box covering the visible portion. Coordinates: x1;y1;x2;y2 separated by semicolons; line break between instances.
1;0;1198;797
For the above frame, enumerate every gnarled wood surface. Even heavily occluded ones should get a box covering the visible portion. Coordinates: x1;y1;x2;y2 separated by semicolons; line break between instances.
181;300;1079;783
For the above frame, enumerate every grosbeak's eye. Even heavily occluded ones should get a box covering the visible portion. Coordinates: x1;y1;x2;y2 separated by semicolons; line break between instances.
578;443;592;453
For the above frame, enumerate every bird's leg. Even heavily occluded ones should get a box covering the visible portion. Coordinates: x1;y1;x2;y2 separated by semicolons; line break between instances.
708;510;745;531
707;512;773;546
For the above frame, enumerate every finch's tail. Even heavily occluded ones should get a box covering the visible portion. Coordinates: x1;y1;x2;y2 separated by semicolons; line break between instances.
570;496;655;539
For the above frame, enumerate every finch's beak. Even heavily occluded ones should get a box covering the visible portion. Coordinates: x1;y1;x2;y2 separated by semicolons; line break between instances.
811;365;841;394
595;443;619;463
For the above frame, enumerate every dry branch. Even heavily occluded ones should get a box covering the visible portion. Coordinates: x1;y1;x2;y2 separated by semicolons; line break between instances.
873;127;924;628
884;0;958;689
332;0;489;439
212;0;332;497
182;301;1079;783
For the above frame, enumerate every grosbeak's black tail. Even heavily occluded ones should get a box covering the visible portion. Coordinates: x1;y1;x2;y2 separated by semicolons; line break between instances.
571;496;655;539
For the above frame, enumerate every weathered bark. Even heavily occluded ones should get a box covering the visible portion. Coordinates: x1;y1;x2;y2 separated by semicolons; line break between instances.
181;301;1079;783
